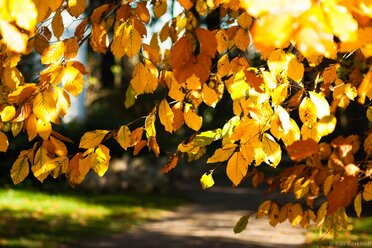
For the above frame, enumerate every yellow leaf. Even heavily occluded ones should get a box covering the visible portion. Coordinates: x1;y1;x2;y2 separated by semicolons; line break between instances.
226;151;249;186
32;88;57;122
262;133;281;168
185;75;202;90
317;115;336;137
309;91;330;119
2;67;24;90
354;193;362;217
287;55;304;83
184;105;202;131
0;21;28;53
53;87;70;117
202;84;219;107
267;49;287;76
9;0;37;31
225;70;249;100
52;10;64;40
115;125;131;150
50;156;69;178
111;22;142;58
234;28;250;51
0;105;16;122
11;150;30;184
91;144;111;177
358;71;372;104
32;146;57;182
301;122;321;142
200;172;214;190
159;99;174;133
25;114;37;141
67;0;87;17
271;83;288;106
363;181;372;201
79;130;109;149
288;203;303;226
66;153;89;185
130;61;159;95
50;136;68;157
11;121;24;137
207;143;237;163
36;119;51;140
124;85;136;109
316;201;328;226
299;97;317;124
0;131;9;152
41;41;65;64
239;142;254;165
145;107;157;138
61;65;84;96
217;54;231;77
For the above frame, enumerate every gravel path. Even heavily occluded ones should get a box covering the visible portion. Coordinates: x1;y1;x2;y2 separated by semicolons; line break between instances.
67;179;308;248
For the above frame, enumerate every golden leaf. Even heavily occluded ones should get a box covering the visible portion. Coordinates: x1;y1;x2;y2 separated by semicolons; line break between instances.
50;136;68;157
148;136;160;157
52;10;64;40
32;146;57;182
8;0;37;31
196;28;217;57
262;133;281;168
0;105;16;122
363;181;372;201
36;119;52;140
287;55;304;83
11;150;30;184
200;172;214;190
288;203;303;226
50;156;69;178
53;87;70;117
0;131;9;152
252;171;264;188
271;83;288;106
145;107;157;139
11;122;24;137
256;200;271;218
354;193;362;217
226;151;249;186
136;2;150;23
25;114;37;141
41;41;65;64
0;21;28;53
66;153;89;185
299;97;317;124
269;202;280;226
159;99;174;133
234;28;250;51
172;102;185;131
215;29;229;54
161;154;179;174
79;130;109;149
67;0;87;17
130;61;158;95
61;65;84;96
238;12;253;29
184;105;202;131
316;201;328;226
217;54;231;77
115;125;131;150
90;24;108;53
91;144;111;177
133;140;147;156
278;202;292;223
358;71;372;104
202;84;219;107
239;142;255;165
177;0;193;10
267;49;287;76
2;67;24;90
207;143;237;163
126;23;142;58
153;0;167;18
32;88;57;122
308;91;330;119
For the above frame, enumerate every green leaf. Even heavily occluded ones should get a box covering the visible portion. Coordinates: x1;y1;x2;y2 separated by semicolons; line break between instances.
200;172;214;190
234;214;250;233
194;129;222;146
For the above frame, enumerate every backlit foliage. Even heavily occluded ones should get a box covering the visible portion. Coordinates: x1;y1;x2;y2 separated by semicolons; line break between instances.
0;0;371;235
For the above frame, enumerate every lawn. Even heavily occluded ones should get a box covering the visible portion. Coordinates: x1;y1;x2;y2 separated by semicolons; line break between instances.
0;188;187;247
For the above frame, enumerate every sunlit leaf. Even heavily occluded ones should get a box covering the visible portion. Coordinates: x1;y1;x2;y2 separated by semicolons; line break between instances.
226;152;249;186
200;172;214;190
79;130;109;149
159;99;174;133
11;150;30;184
207;144;237;163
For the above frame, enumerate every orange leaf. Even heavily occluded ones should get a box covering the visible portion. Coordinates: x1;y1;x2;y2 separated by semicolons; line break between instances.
196;28;217;57
159;99;174;133
161;154;179;174
133;140;147;156
41;41;64;64
226;151;249;186
67;0;87;17
184;106;202;131
52;10;64;40
287;139;319;161
207;144;237;163
327;176;358;215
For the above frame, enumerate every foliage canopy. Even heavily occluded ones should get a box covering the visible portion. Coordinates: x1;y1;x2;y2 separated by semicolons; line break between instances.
0;0;372;235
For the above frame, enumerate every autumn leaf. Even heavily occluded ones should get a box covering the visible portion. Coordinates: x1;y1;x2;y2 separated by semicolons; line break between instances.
161;154;179;174
79;130;109;149
159;99;174;133
67;0;87;17
207;144;237;163
327;176;358;214
184;105;202;131
299;97;317;124
32;145;57;182
363;182;372;201
200;172;214;190
287;139;319;161
0;131;9;152
52;10;64;40
262;133;281;168
115;125;131;150
91;144;111;177
10;150;30;184
226;152;249;186
66;153;90;185
41;41;65;64
61;65;84;96
33;88;57;123
354;193;362;217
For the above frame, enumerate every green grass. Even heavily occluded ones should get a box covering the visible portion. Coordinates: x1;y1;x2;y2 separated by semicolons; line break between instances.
304;216;372;247
0;188;187;247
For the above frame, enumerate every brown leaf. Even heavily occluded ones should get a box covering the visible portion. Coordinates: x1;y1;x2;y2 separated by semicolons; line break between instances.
161;154;179;174
327;176;358;215
287;139;319;161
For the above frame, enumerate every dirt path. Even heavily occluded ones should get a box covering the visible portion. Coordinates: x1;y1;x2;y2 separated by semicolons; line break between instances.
68;180;308;248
